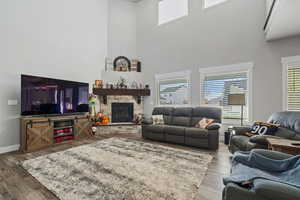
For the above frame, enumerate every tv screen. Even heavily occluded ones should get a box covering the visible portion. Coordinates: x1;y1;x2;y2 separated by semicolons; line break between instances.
21;75;89;116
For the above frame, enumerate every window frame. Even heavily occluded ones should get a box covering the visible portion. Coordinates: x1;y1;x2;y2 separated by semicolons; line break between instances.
202;0;228;10
155;70;192;106
282;55;300;111
158;0;189;26
199;62;254;123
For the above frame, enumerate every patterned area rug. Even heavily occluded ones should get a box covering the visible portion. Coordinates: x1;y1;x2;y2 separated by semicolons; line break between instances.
22;138;213;200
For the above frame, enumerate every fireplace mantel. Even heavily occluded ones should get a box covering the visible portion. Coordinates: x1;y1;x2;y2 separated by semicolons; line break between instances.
93;88;150;104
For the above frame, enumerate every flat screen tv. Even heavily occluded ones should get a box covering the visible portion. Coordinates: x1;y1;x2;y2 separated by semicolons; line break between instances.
21;75;89;116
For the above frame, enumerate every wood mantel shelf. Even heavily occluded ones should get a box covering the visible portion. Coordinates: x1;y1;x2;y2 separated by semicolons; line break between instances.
93;88;150;96
93;88;150;104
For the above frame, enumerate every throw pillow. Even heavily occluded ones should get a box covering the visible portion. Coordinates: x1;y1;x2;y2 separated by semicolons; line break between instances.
246;121;281;137
152;115;164;125
195;118;214;129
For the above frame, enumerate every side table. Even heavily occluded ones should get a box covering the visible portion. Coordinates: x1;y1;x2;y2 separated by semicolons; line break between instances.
267;137;300;155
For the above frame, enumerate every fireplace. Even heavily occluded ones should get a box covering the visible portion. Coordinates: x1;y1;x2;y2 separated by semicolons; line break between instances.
111;103;134;123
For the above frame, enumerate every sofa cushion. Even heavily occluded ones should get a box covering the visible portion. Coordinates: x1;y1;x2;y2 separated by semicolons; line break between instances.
249;135;269;146
152;107;173;115
185;127;208;138
172;117;191;127
164;126;185;136
143;132;165;142
152;107;174;125
191;117;203;127
163;116;173;125
171;107;192;126
275;127;297;140
165;134;185;145
185;137;209;148
143;125;164;134
268;111;300;134
191;106;222;126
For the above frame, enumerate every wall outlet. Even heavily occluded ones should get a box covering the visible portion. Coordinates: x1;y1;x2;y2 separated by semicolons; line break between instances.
8;100;18;106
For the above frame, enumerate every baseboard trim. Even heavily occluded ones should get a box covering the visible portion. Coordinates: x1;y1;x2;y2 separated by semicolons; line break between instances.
0;144;20;154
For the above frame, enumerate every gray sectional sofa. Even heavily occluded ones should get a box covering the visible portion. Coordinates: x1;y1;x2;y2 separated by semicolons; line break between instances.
142;106;222;150
229;111;300;154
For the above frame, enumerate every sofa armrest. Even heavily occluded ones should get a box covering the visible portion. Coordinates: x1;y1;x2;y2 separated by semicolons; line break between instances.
223;183;258;200
207;130;219;150
249;135;269;145
206;123;221;130
142;117;153;125
254;179;300;200
232;126;252;136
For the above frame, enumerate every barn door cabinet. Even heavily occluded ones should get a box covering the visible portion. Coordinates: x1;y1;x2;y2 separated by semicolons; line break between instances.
74;117;92;139
20;115;92;152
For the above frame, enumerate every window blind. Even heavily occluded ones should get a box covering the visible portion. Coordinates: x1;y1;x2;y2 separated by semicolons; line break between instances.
201;72;248;119
287;67;300;111
158;78;190;105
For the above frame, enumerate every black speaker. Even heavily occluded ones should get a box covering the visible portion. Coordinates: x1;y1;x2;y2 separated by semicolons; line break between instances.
224;131;231;145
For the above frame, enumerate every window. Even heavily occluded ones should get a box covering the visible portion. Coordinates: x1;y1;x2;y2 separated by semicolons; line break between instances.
155;71;191;105
158;0;188;25
203;0;227;9
199;63;253;123
202;72;248;120
282;56;300;111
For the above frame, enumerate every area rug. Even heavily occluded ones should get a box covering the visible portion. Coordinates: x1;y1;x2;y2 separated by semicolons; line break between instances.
22;138;213;200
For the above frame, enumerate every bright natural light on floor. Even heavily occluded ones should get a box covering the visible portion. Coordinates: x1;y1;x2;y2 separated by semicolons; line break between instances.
158;0;188;25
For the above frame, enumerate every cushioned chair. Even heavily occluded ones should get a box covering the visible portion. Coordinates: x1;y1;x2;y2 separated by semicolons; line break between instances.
223;149;300;200
229;111;300;154
142;106;222;150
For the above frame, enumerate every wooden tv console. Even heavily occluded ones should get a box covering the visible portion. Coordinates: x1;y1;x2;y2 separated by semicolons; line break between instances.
20;114;92;152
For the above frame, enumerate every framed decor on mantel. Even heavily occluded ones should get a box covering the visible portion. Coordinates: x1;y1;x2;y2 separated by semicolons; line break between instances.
113;56;131;72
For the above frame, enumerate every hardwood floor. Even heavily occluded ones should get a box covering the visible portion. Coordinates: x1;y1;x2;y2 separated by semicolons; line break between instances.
0;134;231;200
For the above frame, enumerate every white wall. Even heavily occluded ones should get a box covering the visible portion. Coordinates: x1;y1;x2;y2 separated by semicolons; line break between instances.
0;0;108;150
108;0;137;59
136;0;300;121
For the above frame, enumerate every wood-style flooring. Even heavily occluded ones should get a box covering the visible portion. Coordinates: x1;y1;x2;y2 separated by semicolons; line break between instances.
0;134;231;200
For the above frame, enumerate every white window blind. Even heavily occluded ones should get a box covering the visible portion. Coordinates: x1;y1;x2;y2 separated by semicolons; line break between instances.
201;72;248;119
158;78;190;105
287;67;300;111
158;0;188;25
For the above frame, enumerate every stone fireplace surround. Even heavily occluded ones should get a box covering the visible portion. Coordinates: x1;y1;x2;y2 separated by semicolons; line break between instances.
95;96;143;136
